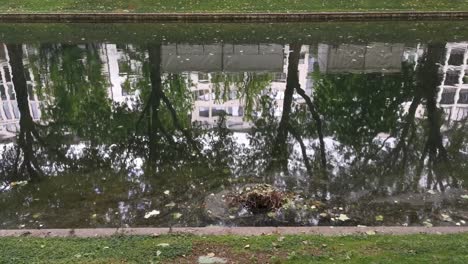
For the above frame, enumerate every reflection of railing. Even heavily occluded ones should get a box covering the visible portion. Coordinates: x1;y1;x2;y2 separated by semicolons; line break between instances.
317;43;408;73
161;44;284;73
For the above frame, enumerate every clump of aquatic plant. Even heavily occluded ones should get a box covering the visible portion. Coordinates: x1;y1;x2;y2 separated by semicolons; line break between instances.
227;184;291;213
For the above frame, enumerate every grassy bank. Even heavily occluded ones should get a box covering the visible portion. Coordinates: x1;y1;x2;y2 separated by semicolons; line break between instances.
0;0;468;13
1;233;467;263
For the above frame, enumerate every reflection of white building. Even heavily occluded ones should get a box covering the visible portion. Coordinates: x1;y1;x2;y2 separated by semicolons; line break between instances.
437;42;468;121
163;44;315;129
0;44;41;141
99;44;143;104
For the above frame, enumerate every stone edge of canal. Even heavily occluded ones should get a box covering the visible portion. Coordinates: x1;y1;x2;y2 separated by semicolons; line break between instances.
1;11;468;23
1;226;467;237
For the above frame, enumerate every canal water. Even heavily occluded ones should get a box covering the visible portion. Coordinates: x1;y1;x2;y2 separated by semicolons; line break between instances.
0;22;467;229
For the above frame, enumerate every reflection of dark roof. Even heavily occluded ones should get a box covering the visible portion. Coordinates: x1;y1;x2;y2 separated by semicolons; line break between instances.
321;43;404;73
162;44;284;73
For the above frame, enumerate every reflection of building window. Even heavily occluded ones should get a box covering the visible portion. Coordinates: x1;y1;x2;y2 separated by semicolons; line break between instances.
229;90;237;100
458;90;468;104
0;84;6;100
25;69;32;81
2;102;12;119
444;71;460;86
299;52;306;64
12;102;20;119
448;49;465;66
198;73;209;83
30;102;40;119
194;89;211;101
199;107;209;117
27;83;34;100
440;89;456;104
226;106;244;117
273;72;287;82
238;106;244;117
7;84;15;100
212;107;226;117
4;67;11;82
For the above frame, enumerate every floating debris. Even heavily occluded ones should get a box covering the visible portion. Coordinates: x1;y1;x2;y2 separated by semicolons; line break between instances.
144;210;160;219
337;214;350;221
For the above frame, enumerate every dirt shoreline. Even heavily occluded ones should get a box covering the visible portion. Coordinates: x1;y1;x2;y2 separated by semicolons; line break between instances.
0;11;468;23
1;226;467;237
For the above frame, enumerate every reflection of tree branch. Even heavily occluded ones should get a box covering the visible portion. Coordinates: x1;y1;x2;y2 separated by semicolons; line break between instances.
288;124;312;173
295;86;327;169
391;96;421;161
159;90;199;152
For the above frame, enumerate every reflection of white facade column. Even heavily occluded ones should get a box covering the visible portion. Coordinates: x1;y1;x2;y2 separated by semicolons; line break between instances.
437;42;468;121
99;44;141;104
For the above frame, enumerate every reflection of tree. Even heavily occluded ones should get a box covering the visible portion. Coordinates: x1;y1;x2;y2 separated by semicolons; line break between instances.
7;44;43;180
265;44;327;179
313;43;467;195
135;45;201;171
40;44;114;144
211;72;273;120
314;63;415;158
412;44;453;191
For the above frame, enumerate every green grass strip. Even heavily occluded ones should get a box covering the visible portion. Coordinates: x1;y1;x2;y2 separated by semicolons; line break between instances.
1;0;468;13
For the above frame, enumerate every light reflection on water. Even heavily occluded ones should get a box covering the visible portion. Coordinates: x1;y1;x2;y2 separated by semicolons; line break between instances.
0;24;467;228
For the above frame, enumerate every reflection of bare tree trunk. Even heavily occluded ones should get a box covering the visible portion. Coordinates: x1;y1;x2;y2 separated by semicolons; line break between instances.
147;44;164;169
295;86;327;168
271;43;327;175
423;44;449;191
413;43;449;191
289;44;327;169
272;68;295;165
7;44;43;180
270;44;301;173
142;45;200;170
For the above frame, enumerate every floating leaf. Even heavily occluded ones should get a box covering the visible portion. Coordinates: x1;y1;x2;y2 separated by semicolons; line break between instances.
32;213;41;219
163;190;170;195
441;214;452;222
172;213;182;220
165;202;176;208
423;220;433;227
10;181;28;187
157;243;170;248
337;214;350;221
375;215;384;221
144;210;160;219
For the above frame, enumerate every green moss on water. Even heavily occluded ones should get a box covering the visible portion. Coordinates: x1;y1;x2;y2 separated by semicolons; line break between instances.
1;21;468;45
0;234;467;263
